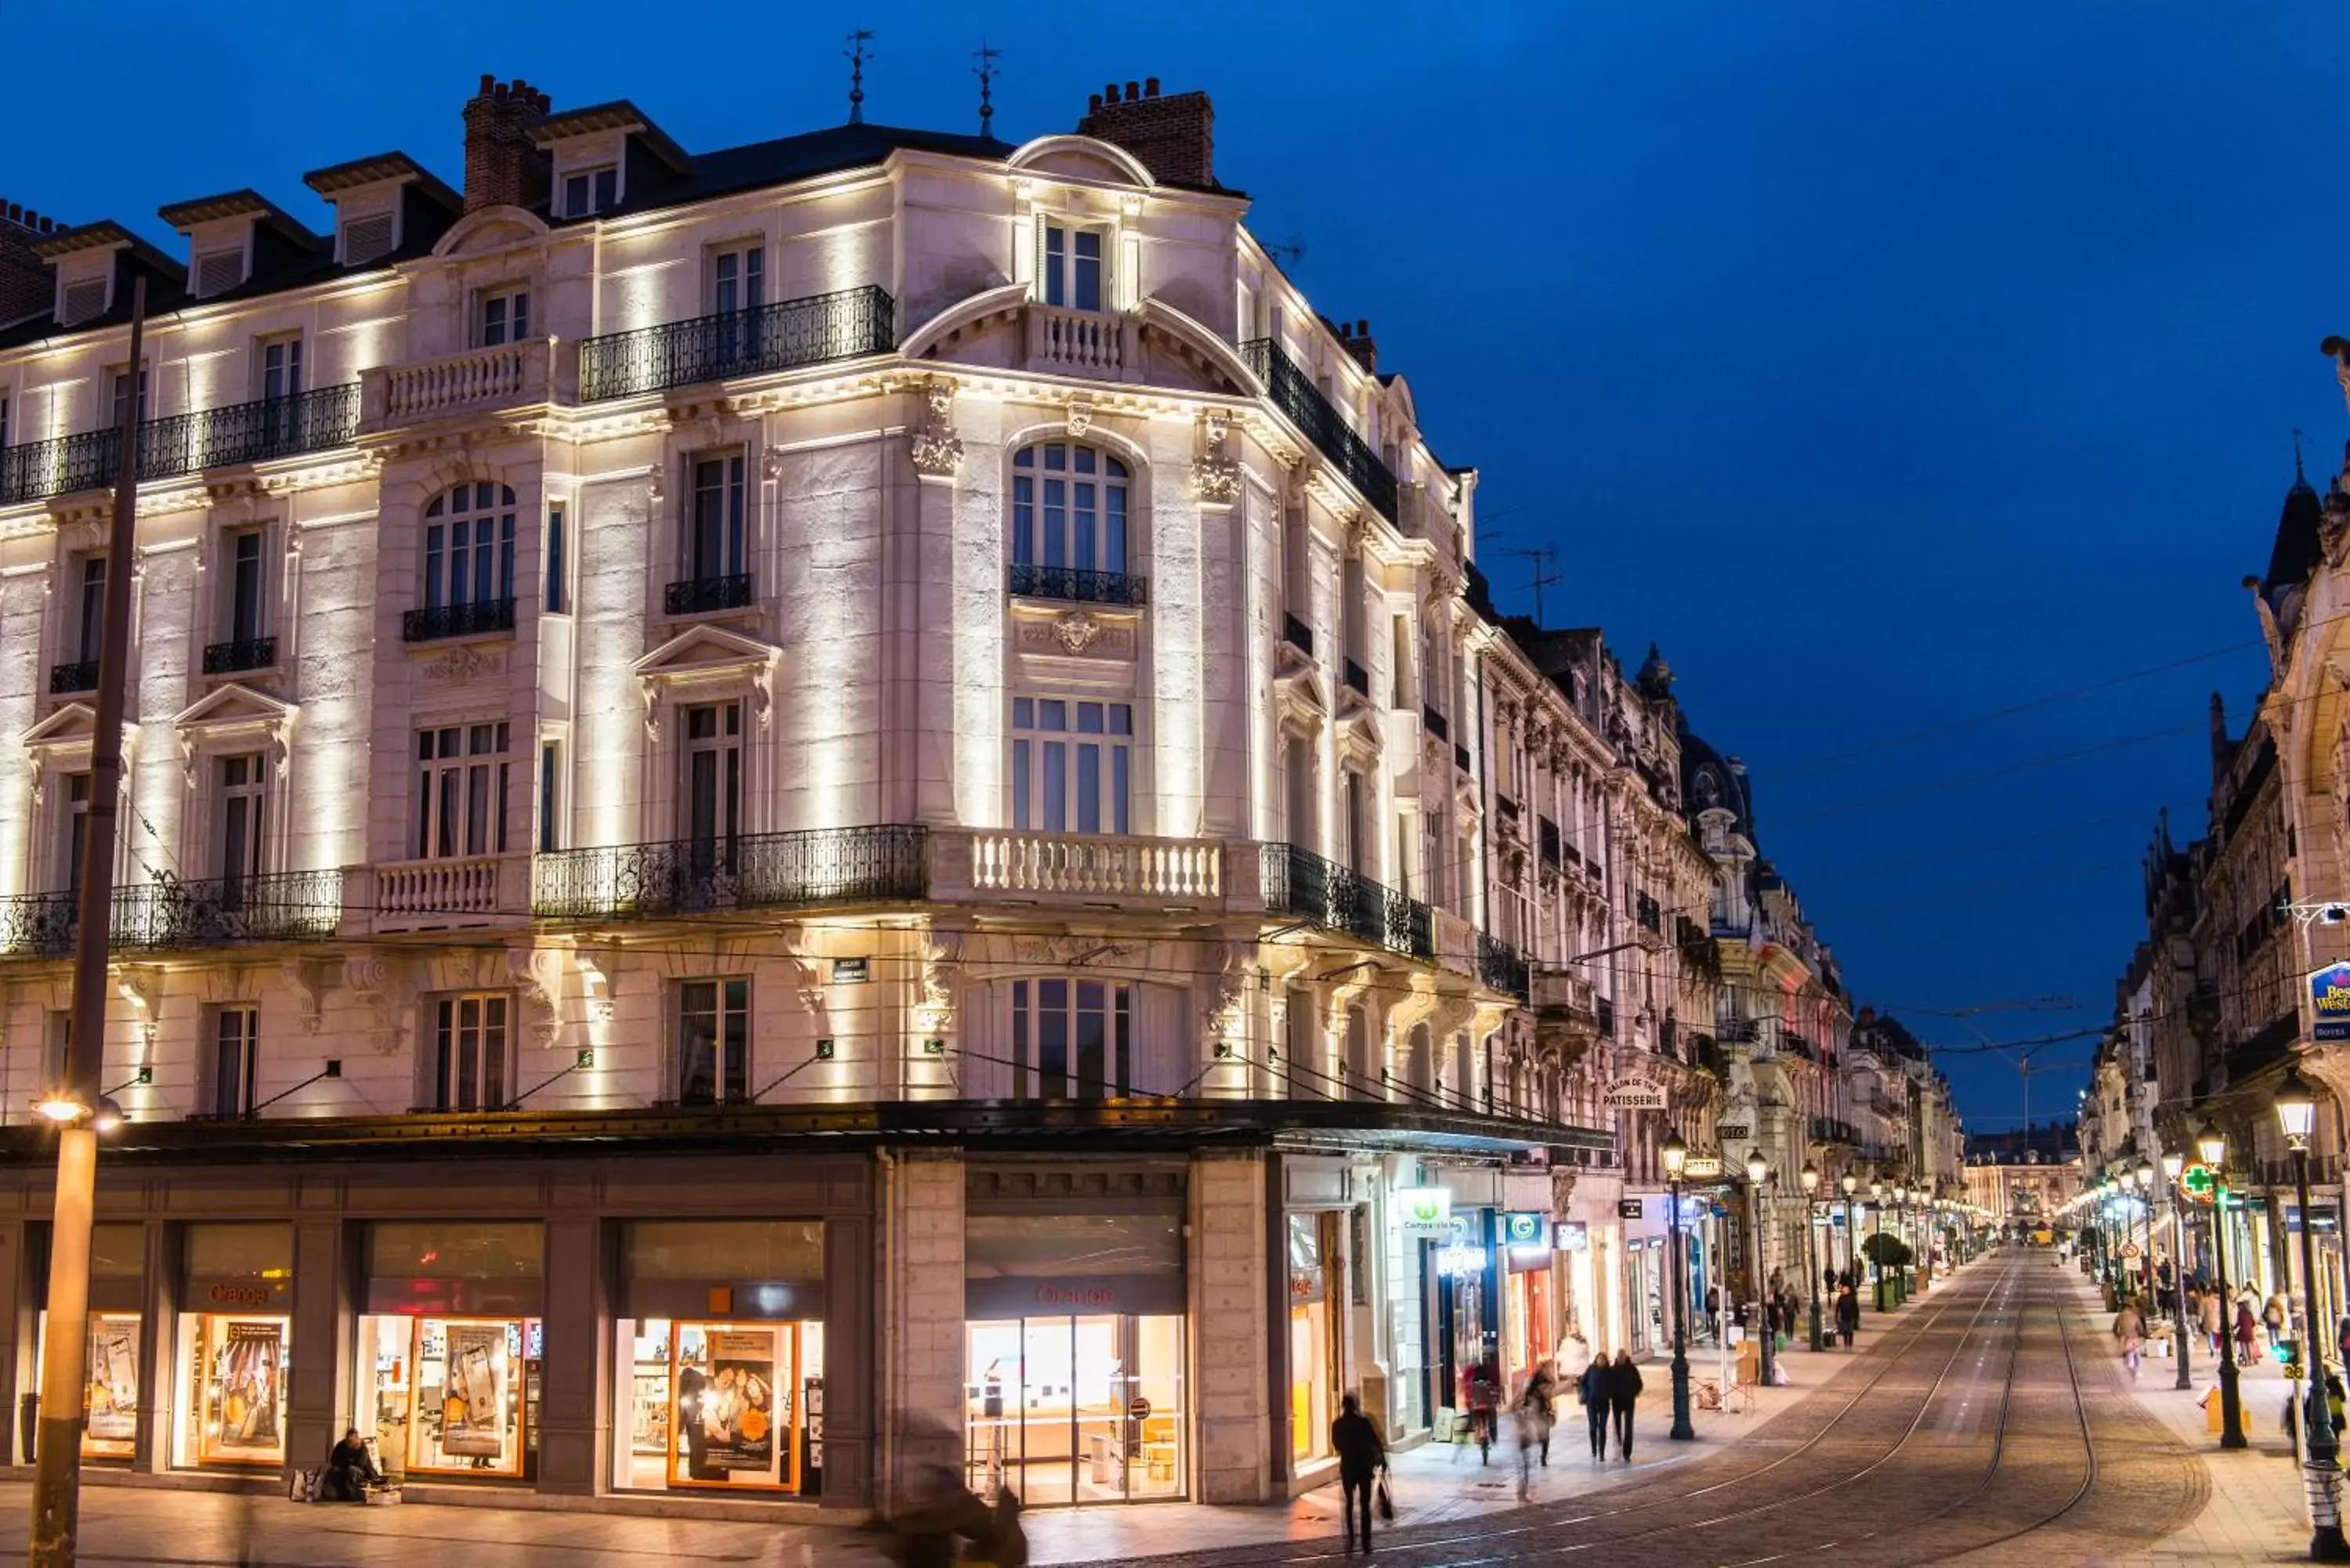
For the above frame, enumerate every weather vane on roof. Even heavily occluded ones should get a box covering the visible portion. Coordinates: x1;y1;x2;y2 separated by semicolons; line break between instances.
845;27;874;126
974;42;1003;137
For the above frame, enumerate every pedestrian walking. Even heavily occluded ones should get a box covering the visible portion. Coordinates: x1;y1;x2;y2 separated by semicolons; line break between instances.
1578;1354;1610;1461
1835;1284;1860;1347
2113;1299;2146;1379
1514;1360;1556;1499
1330;1392;1387;1555
1605;1349;1643;1462
1464;1360;1499;1465
2265;1294;2289;1351
2235;1299;2260;1366
2200;1288;2223;1356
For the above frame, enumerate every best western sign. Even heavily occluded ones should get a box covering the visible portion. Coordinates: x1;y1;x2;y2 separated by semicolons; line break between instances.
2314;963;2350;1042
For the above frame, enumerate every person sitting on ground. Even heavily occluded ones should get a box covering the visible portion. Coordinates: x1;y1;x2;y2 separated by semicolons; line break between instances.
317;1426;381;1502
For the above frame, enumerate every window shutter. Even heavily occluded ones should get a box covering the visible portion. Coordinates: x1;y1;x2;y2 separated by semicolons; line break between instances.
194;250;244;298
341;212;395;266
60;279;106;327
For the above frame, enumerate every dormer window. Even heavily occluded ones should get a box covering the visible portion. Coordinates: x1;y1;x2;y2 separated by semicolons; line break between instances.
339;211;395;266
192;247;244;298
1042;223;1104;312
59;277;106;327
562;165;618;219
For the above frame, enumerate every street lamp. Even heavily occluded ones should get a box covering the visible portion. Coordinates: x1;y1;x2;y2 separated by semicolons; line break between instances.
1663;1132;1695;1441
1748;1148;1775;1389
1870;1176;1889;1311
2276;1068;2350;1560
1841;1172;1860;1317
2136;1159;2157;1304
1801;1162;1825;1351
2199;1118;2247;1450
2162;1151;2194;1393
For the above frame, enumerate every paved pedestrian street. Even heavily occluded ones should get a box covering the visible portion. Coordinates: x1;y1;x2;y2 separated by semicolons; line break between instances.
0;1251;2326;1565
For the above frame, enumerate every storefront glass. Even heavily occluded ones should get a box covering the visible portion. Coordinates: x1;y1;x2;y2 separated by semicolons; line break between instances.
611;1219;826;1498
357;1222;544;1482
1287;1212;1336;1464
964;1209;1187;1506
31;1224;146;1461
172;1223;293;1470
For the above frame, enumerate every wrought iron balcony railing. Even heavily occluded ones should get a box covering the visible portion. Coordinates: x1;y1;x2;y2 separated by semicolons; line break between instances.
1477;931;1530;1000
202;635;277;674
49;659;99;695
0;870;342;958
1007;563;1151;606
1238;338;1398;522
578;286;897;402
533;824;930;919
1260;843;1435;961
1812;1116;1862;1147
664;573;757;616
0;385;361;508
402;598;516;643
140;385;361;477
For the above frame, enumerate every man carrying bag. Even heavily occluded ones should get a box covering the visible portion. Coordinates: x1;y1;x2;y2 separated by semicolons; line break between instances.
1330;1392;1388;1554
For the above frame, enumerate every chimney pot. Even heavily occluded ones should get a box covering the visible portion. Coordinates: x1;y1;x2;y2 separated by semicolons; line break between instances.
1145;77;1160;96
480;73;495;92
1104;82;1119;103
1088;93;1103;112
1126;80;1140;99
1358;318;1369;334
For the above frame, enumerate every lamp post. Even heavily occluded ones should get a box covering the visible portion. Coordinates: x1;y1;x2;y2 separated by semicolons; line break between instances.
2137;1159;2158;1305
2164;1151;2195;1393
1802;1162;1825;1350
1842;1172;1860;1316
2276;1069;2350;1560
2201;1119;2249;1450
1871;1176;1889;1311
1664;1132;1695;1441
1749;1149;1776;1389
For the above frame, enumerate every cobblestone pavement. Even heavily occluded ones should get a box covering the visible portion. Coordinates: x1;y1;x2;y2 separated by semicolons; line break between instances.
1053;1251;2211;1568
0;1252;2268;1565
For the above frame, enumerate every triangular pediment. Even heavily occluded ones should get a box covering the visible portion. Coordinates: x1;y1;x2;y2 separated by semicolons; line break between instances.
631;623;779;683
23;701;99;750
174;682;298;733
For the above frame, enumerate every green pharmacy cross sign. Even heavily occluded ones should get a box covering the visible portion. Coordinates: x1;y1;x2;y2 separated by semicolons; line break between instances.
2177;1162;2219;1207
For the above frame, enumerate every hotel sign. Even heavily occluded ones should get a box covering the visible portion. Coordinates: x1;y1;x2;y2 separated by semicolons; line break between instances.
2313;963;2350;1042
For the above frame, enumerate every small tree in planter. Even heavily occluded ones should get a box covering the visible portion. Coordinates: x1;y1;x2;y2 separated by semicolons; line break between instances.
1862;1233;1914;1310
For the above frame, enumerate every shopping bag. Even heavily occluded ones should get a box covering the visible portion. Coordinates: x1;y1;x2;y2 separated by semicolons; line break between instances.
1375;1471;1396;1522
287;1468;317;1503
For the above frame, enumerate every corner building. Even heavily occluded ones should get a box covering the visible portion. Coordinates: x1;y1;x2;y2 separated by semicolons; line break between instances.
0;74;1593;1516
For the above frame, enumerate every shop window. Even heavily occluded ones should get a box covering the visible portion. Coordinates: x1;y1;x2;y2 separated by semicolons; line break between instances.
676;977;750;1106
31;1223;147;1461
1008;977;1131;1099
1286;1212;1341;1464
1010;697;1131;836
358;1222;545;1483
171;1223;292;1471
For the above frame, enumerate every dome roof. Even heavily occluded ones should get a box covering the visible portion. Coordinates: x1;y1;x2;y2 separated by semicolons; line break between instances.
1678;719;1753;838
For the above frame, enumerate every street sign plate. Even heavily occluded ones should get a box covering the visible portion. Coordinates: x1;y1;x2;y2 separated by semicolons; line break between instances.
1618;1198;1643;1219
1683;1155;1725;1180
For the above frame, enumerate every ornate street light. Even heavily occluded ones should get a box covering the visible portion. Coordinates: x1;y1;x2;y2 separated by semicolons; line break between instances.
2161;1150;2193;1393
1748;1148;1775;1389
2276;1068;2350;1560
2198;1119;2247;1449
1801;1162;1825;1351
1841;1172;1861;1319
1663;1132;1694;1440
1870;1176;1889;1311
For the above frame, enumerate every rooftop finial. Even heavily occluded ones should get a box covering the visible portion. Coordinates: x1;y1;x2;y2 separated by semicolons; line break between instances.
845;27;874;125
974;41;1002;137
2295;425;2307;482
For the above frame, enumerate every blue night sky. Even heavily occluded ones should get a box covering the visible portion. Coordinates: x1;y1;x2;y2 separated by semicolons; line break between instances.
10;2;2341;1133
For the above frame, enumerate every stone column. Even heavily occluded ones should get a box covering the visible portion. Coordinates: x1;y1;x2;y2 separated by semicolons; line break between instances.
880;1147;964;1510
822;1201;878;1507
285;1216;354;1483
1193;1149;1270;1503
132;1219;175;1472
537;1190;605;1494
0;1219;24;1464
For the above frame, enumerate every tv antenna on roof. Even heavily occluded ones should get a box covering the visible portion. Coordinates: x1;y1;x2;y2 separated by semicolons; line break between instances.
845;27;875;125
974;42;1003;136
1497;545;1560;624
1266;233;1307;270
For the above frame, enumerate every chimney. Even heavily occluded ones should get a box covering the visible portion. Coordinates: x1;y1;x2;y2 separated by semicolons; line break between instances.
1339;317;1377;374
0;200;56;327
1075;77;1216;188
462;74;554;213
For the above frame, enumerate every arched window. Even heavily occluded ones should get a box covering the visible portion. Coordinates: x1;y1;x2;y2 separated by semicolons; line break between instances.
1011;441;1128;576
418;482;518;632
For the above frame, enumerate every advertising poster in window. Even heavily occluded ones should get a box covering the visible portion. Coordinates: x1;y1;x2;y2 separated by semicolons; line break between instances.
85;1314;140;1453
674;1326;782;1485
440;1323;507;1458
207;1319;285;1461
